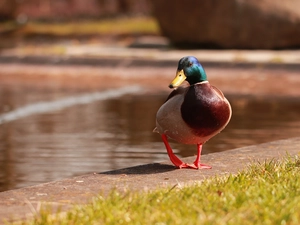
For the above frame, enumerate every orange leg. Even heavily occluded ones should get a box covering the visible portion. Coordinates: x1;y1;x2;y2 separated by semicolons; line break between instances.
187;144;212;169
161;135;212;169
161;134;188;168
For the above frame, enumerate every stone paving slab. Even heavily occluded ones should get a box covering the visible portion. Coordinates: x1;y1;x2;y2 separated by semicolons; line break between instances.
0;137;299;224
1;44;300;65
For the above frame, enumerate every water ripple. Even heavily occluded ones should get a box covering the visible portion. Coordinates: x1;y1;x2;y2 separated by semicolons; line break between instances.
0;86;142;124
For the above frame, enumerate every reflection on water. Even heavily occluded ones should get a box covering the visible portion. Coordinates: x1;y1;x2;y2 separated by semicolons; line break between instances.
1;88;300;192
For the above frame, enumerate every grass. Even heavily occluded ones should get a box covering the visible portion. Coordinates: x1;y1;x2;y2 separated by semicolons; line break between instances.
12;17;160;37
15;156;300;225
0;16;160;53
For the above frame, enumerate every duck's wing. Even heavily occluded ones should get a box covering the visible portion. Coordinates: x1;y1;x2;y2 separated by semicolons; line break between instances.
154;84;189;134
153;89;182;134
211;85;226;100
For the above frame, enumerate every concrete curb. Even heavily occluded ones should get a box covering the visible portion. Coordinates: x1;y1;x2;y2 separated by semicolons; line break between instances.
1;137;299;223
1;55;300;72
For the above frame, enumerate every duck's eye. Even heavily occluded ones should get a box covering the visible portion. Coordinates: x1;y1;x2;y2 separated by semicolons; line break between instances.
188;62;193;67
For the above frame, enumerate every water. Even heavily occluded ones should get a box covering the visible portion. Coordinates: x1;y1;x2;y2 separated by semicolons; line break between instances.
1;86;300;192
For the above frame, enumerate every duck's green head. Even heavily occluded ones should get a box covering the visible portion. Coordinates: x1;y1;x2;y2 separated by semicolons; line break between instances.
169;56;207;88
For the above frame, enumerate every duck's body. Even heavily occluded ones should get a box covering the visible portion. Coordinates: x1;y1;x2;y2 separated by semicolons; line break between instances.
155;56;231;169
156;81;231;145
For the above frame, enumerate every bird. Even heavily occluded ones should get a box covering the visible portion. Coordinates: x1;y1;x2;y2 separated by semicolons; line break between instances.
154;56;232;169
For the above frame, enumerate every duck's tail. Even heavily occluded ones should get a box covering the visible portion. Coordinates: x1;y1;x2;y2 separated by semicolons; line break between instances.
153;127;159;133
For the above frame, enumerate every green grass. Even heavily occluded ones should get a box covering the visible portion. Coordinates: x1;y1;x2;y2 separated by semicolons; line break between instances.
0;21;19;33
17;156;300;225
14;17;160;37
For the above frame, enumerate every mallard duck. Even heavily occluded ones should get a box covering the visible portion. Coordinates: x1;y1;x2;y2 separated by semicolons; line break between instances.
154;56;232;169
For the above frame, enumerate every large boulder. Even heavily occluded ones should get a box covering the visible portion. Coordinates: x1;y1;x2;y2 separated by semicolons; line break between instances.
152;0;300;49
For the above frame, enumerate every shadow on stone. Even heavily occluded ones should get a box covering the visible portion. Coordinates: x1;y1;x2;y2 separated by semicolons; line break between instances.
100;163;175;175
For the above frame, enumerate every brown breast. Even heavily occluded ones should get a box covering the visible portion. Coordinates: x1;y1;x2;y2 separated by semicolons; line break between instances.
181;82;231;137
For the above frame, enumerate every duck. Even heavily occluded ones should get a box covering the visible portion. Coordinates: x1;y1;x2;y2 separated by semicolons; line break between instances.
154;56;232;169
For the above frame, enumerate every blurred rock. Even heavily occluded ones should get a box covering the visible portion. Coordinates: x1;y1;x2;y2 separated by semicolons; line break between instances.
0;0;16;20
6;0;151;21
152;0;300;49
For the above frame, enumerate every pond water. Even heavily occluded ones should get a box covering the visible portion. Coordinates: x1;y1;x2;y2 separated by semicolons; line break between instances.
1;86;300;192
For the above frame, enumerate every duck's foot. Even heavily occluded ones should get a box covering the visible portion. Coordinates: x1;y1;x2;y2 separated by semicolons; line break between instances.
172;162;212;169
176;162;189;169
173;162;212;169
186;163;212;169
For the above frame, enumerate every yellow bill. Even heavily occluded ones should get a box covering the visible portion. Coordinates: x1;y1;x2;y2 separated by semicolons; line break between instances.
169;69;187;88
